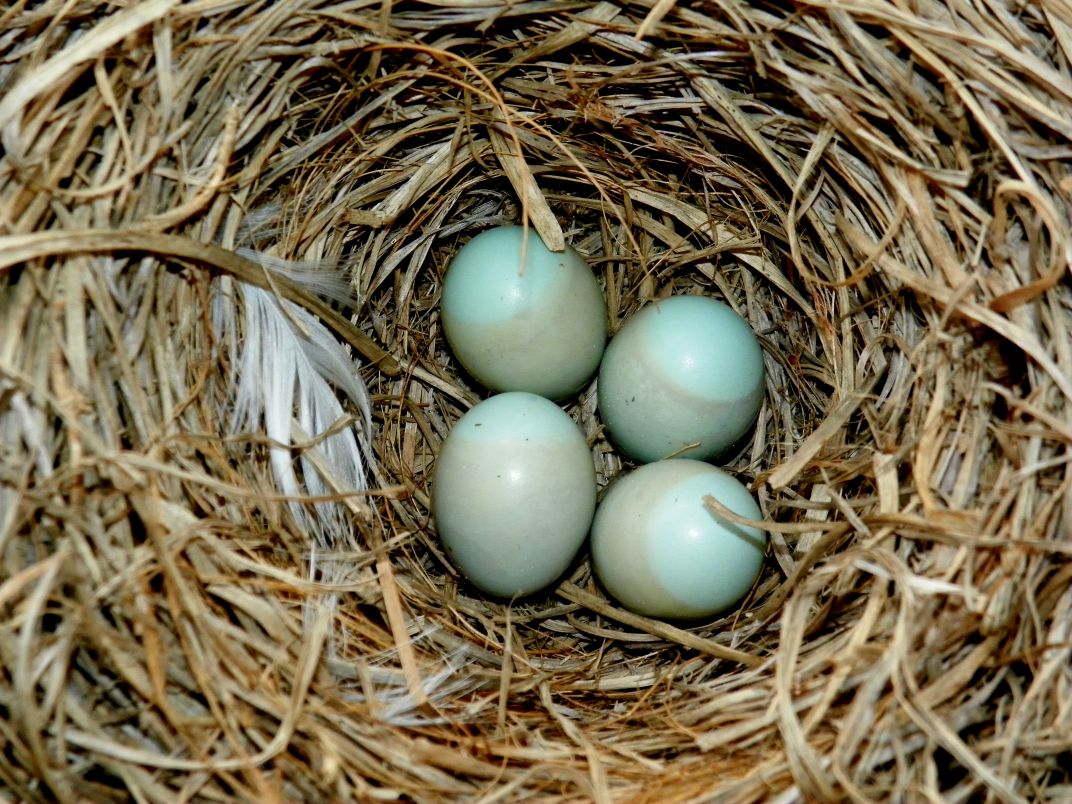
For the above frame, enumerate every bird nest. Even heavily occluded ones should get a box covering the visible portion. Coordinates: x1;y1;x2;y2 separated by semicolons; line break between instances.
1;1;1070;802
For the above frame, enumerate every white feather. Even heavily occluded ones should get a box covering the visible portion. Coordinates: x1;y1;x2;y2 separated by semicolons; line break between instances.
235;247;355;306
215;216;379;667
213;255;372;550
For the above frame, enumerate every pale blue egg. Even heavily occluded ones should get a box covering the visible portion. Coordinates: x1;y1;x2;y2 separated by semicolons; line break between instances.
440;226;607;400
591;459;766;619
432;392;597;597
597;295;765;462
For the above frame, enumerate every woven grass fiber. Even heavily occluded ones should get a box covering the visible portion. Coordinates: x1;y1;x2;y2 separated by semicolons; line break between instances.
2;0;1071;801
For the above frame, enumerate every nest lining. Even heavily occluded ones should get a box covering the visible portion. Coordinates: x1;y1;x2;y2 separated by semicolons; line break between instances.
1;1;1070;802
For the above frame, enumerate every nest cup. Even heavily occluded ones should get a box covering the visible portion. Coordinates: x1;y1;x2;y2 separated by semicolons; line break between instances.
1;2;1070;802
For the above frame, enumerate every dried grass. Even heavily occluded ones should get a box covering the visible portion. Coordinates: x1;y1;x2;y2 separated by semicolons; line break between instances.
1;0;1071;801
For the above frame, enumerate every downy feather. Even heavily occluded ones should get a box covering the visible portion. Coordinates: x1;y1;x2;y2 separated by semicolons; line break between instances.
213;254;372;552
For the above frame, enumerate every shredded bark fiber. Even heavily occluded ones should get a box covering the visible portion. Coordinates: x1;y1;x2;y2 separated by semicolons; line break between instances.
1;1;1070;802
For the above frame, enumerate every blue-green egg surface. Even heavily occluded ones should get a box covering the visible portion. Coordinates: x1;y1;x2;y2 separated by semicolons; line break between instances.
431;392;597;597
440;225;607;400
597;295;765;462
591;459;766;619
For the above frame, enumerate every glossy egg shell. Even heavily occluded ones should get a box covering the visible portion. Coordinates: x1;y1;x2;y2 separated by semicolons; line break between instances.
431;392;597;597
440;225;607;400
597;295;765;462
591;459;766;619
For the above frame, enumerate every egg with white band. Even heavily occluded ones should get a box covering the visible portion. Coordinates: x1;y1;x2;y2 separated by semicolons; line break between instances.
440;225;607;400
591;459;766;619
597;295;765;462
432;392;597;597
